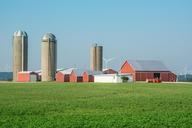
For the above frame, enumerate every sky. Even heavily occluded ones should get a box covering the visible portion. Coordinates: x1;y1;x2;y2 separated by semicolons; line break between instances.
0;0;192;73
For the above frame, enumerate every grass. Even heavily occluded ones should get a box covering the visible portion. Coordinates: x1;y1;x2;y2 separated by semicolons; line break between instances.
0;82;192;128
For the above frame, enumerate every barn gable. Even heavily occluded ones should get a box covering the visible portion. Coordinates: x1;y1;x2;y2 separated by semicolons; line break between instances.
59;68;74;75
120;60;135;74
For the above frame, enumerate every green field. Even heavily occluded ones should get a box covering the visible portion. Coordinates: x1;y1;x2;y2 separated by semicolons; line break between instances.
0;82;192;128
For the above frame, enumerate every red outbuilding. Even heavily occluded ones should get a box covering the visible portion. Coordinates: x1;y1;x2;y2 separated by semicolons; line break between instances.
17;71;38;82
56;68;102;83
69;69;102;82
56;68;73;82
82;71;93;82
56;68;84;83
120;60;177;82
70;70;83;82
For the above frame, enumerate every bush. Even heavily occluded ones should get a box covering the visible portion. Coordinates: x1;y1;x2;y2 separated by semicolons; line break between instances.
121;76;129;83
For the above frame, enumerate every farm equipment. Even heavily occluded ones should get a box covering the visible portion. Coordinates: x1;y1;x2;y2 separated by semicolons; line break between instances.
146;78;162;83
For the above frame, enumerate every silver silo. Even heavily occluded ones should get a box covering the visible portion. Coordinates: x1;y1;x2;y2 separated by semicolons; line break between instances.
41;33;57;81
90;44;103;71
12;30;28;81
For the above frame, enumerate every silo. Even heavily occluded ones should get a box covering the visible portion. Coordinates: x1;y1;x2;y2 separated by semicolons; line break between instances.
12;30;28;81
96;45;103;71
90;44;96;71
90;44;103;71
41;33;57;81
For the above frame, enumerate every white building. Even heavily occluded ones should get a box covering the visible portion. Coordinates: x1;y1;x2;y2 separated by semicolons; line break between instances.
94;74;119;83
94;73;133;83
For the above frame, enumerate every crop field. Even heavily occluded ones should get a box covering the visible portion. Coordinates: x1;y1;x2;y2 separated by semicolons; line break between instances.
0;82;192;128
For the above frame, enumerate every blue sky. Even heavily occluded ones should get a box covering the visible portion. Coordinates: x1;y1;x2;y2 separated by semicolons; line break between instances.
0;0;192;73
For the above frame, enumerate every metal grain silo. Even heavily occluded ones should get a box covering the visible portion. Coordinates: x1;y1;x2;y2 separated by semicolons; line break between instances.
90;44;96;71
12;30;28;81
90;44;103;71
96;45;103;71
41;33;57;81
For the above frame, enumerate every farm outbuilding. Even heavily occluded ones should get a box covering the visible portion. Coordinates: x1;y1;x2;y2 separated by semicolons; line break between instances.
34;70;42;81
56;68;73;82
56;68;84;83
70;69;84;82
17;71;38;82
94;74;122;83
103;68;118;74
120;60;177;82
82;71;102;82
56;68;102;83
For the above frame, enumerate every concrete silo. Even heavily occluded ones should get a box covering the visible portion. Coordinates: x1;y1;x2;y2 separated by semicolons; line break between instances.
90;44;103;71
41;33;57;81
12;30;28;81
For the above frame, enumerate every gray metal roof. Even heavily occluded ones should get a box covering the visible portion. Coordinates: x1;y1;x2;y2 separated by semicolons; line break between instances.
69;69;103;76
58;68;84;76
128;60;169;71
59;68;74;75
42;33;56;42
58;68;103;76
86;70;103;75
13;30;27;37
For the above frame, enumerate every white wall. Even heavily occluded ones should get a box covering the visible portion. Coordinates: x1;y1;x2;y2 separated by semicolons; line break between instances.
94;74;122;83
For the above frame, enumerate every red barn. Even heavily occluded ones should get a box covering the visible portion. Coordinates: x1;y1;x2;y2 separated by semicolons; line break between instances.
17;71;38;82
82;71;93;82
56;68;73;82
70;70;83;82
56;68;102;83
69;69;102;82
56;68;83;83
120;60;177;82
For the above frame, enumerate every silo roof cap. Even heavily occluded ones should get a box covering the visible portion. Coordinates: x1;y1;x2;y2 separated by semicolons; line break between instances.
42;33;56;41
92;43;98;47
13;30;27;37
92;43;102;47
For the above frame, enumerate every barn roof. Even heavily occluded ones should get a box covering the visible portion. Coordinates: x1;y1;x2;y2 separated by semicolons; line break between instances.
59;68;75;75
18;71;37;74
128;60;169;71
86;70;103;75
103;68;118;74
58;68;103;76
72;69;102;76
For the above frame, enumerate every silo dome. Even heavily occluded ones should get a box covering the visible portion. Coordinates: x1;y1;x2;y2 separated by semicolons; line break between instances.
13;30;27;37
42;33;56;42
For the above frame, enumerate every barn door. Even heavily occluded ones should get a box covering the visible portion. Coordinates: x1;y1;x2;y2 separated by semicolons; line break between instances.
154;73;160;79
30;74;37;82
